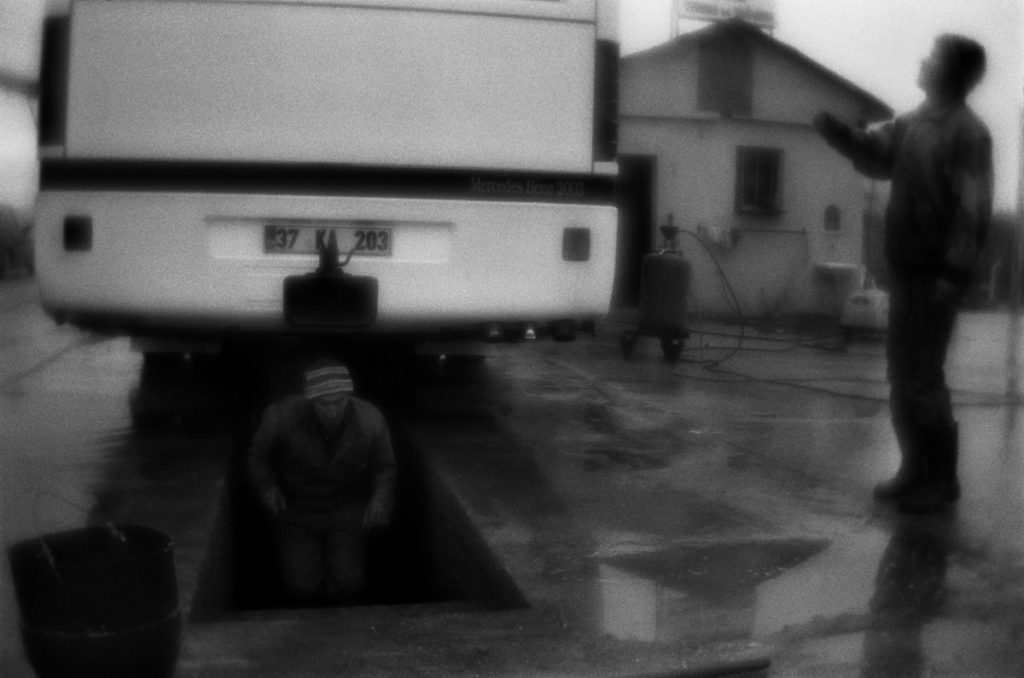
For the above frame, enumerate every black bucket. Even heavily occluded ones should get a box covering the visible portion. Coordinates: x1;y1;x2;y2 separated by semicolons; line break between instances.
7;524;182;678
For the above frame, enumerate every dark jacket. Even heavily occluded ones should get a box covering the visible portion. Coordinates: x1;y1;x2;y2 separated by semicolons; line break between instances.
819;101;993;284
249;394;396;526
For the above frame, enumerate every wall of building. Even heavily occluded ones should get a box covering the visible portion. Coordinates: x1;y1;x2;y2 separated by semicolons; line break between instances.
619;34;889;319
752;46;888;127
620;116;871;318
621;37;882;127
620;45;700;119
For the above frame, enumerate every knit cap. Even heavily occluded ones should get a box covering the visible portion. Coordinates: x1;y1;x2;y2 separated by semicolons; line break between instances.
304;359;354;400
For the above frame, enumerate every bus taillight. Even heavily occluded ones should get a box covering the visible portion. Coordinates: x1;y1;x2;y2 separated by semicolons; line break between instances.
562;227;591;262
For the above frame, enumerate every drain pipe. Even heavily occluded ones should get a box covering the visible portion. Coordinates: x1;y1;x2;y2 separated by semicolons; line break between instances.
1009;100;1024;404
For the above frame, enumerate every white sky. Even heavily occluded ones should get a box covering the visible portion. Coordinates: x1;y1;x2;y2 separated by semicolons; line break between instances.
1;0;1022;213
620;0;1024;212
0;0;44;213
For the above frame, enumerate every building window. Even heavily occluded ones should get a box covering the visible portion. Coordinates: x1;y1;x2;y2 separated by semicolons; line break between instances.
824;204;841;231
735;147;782;215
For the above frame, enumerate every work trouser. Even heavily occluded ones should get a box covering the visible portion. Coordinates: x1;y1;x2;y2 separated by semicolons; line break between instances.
275;513;367;606
886;271;960;460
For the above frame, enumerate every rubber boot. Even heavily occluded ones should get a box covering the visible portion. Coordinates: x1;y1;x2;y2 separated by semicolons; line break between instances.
874;416;923;503
898;423;959;514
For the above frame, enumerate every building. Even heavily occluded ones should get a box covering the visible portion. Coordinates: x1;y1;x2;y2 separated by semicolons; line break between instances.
616;18;893;320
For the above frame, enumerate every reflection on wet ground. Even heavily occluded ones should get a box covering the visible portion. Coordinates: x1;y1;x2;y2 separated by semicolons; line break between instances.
5;276;1024;677
861;518;951;678
599;538;829;644
485;314;1024;675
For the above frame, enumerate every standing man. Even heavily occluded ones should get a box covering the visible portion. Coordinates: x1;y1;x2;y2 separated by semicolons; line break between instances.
249;358;396;605
814;34;993;513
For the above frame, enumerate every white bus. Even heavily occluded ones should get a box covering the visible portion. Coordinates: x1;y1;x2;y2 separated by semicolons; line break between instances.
34;0;619;349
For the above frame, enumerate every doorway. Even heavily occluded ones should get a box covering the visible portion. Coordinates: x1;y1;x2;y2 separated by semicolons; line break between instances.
614;155;656;307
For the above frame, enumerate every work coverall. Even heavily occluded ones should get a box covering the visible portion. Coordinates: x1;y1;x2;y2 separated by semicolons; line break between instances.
249;394;396;604
818;100;993;502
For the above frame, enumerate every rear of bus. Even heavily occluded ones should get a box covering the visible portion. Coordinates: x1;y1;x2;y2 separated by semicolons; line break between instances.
34;0;619;342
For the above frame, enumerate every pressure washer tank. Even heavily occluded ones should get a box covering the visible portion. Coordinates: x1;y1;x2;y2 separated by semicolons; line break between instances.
621;220;691;362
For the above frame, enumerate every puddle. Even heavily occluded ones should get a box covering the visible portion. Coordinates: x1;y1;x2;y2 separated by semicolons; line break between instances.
598;538;830;644
754;528;890;637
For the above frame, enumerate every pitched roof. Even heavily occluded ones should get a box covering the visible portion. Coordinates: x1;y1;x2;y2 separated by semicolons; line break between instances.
624;18;893;121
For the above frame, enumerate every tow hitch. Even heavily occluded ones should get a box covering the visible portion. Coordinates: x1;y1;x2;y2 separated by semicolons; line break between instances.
283;239;378;328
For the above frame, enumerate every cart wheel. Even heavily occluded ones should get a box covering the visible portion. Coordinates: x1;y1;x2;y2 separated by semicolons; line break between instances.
620;332;637;360
660;333;683;363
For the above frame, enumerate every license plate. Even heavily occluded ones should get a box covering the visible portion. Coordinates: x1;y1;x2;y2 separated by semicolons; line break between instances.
264;223;392;256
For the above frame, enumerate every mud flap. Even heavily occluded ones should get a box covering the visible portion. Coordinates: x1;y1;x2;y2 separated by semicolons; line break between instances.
283;274;378;328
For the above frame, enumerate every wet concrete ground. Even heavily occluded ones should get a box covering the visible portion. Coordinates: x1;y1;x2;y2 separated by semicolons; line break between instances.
487;322;1024;676
3;274;1024;676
